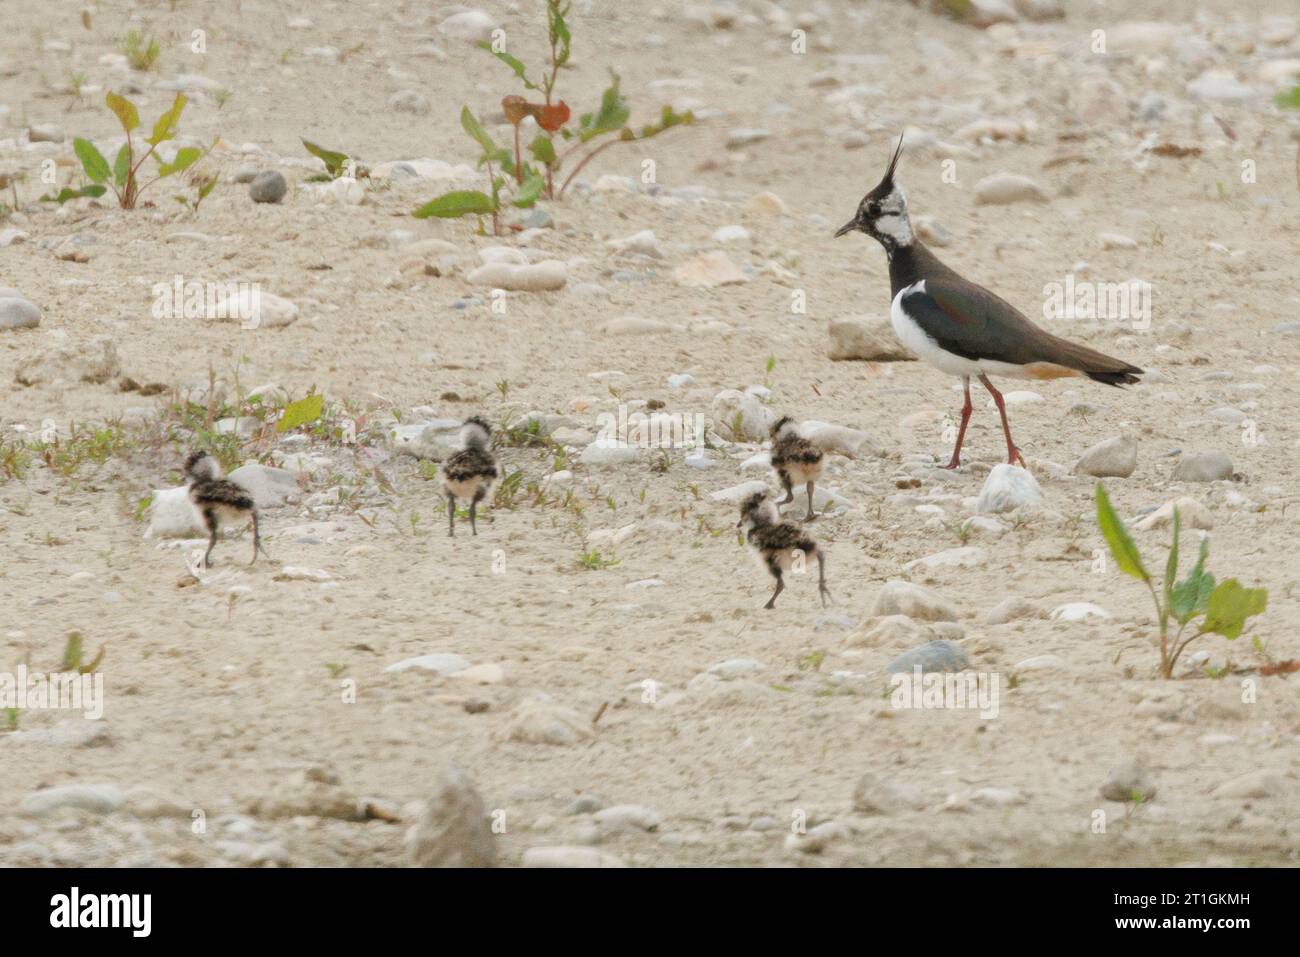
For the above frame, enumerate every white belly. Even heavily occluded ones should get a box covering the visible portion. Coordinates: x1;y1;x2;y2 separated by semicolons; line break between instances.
890;282;1033;380
191;502;250;529
750;545;808;574
445;476;489;500
781;460;823;485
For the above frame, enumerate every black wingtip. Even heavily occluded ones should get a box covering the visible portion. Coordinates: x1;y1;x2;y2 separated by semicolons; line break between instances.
1086;369;1143;387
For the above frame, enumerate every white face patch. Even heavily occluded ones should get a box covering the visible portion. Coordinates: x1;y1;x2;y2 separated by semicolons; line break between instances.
871;185;912;245
875;212;913;245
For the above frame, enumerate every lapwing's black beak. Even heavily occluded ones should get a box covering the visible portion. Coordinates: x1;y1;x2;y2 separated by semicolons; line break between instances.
834;219;858;238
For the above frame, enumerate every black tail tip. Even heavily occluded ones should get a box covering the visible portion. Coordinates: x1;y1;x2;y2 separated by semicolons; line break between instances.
1087;368;1143;387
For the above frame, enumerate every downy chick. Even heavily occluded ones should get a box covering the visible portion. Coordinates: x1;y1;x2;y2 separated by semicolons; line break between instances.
183;451;270;568
770;416;824;521
443;416;499;537
737;491;830;609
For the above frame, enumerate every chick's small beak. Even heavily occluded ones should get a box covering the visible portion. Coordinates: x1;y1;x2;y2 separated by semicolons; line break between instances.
834;218;858;238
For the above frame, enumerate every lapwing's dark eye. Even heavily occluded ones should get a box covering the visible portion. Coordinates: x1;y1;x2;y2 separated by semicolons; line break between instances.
867;203;881;217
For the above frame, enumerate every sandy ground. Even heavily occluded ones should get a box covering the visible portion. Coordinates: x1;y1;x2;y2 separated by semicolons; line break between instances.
1;0;1299;867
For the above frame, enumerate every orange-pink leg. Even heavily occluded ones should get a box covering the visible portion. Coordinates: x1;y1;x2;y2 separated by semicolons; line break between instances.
979;374;1026;467
942;376;973;470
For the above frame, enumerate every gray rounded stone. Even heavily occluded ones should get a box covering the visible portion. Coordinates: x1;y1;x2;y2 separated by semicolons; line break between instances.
0;296;40;330
885;639;971;674
1073;435;1138;478
248;170;288;204
1100;760;1157;802
1173;450;1233;482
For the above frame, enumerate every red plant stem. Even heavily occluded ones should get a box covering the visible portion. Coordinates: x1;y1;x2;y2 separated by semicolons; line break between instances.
125;136;161;210
513;125;523;184
558;139;618;197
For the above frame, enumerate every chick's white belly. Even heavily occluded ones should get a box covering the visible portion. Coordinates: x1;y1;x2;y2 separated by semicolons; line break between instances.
779;460;823;485
445;476;489;500
750;545;812;574
192;502;250;528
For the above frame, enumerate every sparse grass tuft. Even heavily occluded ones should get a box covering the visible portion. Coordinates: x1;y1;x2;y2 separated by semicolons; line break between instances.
576;547;620;570
121;30;162;71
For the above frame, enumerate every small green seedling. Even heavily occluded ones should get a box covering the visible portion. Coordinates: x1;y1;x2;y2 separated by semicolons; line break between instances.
576;547;620;570
70;91;211;209
415;0;692;232
175;172;218;213
61;631;106;674
1096;483;1267;679
121;30;161;71
1278;87;1300;193
301;139;367;181
412;106;534;235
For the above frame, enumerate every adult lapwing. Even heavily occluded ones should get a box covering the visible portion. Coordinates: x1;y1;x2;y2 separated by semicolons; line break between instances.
834;136;1142;468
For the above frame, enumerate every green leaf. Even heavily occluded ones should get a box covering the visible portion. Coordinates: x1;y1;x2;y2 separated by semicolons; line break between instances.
1275;87;1300;110
73;137;111;183
302;139;349;177
512;171;545;208
1202;579;1267;641
40;185;106;204
105;90;140;133
579;73;630;142
156;146;202;177
198;178;217;201
277;394;325;433
549;2;572;66
61;632;84;671
529;134;556;166
1163;506;1180;603
148;93;186;145
1095;483;1148;581
633;105;695;140
1170;538;1214;624
460;106;498;156
478;43;538;89
113;144;131;186
412;190;497;219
